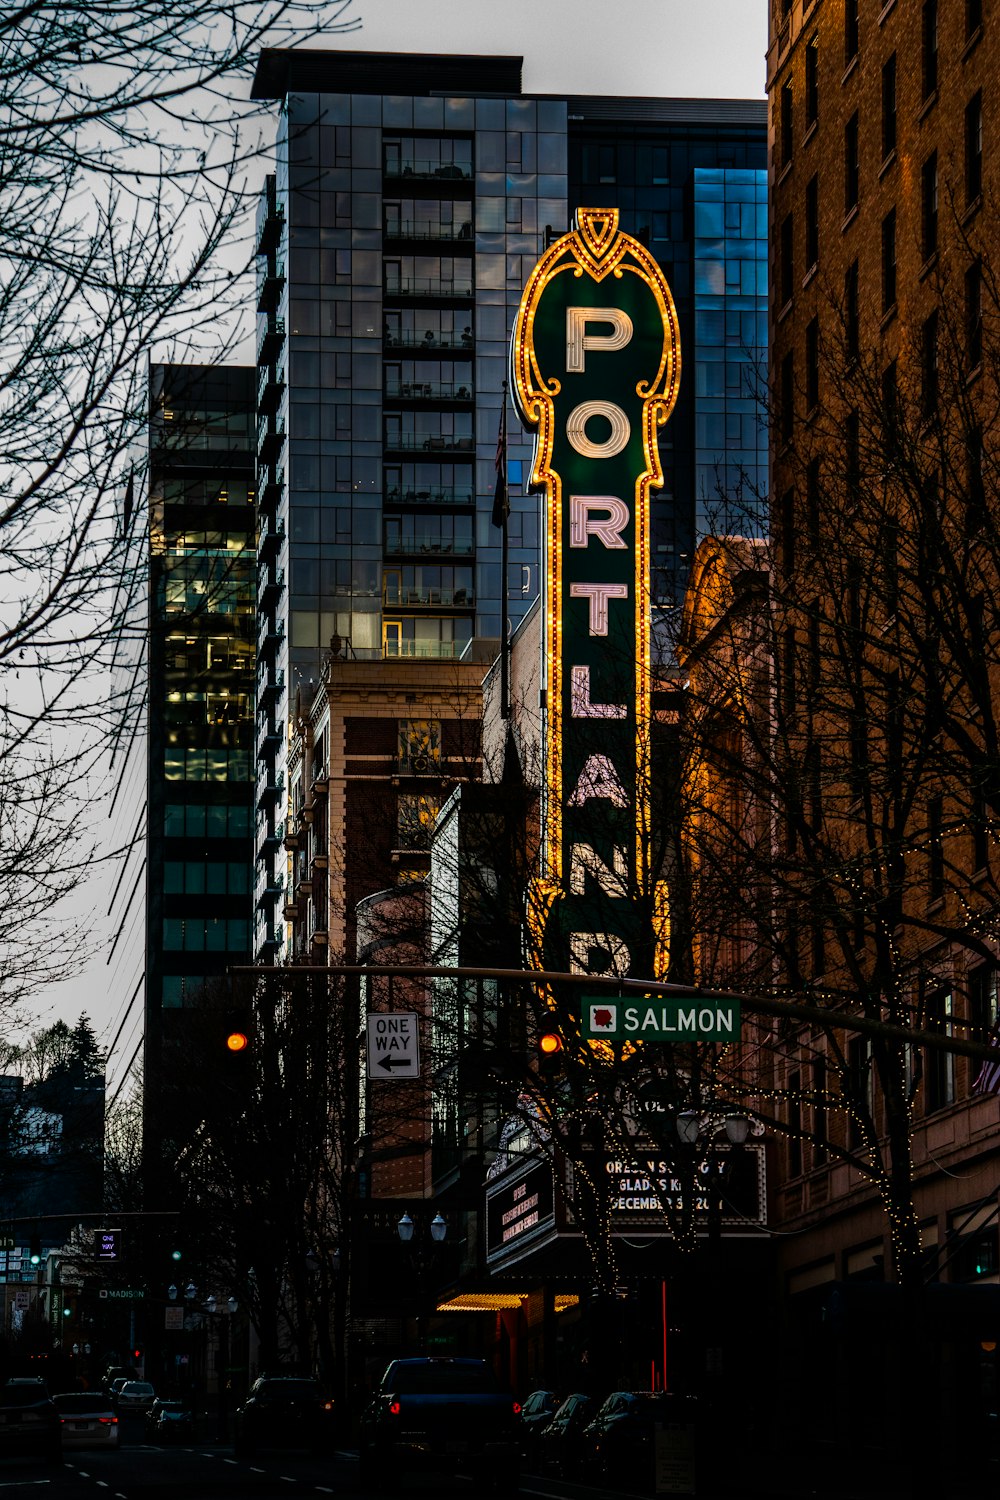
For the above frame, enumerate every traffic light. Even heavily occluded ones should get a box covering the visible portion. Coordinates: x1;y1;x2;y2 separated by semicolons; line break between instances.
170;1248;183;1263
225;1027;249;1054
28;1234;41;1267
538;1030;564;1078
219;1008;253;1067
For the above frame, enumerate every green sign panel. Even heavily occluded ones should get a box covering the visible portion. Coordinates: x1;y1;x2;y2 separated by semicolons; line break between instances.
582;996;742;1042
512;207;681;984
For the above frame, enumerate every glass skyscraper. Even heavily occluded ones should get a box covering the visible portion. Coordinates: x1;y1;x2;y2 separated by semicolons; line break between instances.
251;51;767;962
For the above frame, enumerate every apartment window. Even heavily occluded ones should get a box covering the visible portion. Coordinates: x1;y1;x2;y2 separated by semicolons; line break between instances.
845;0;859;65
925;990;955;1111
805;174;819;270
845;259;859;363
844;112;859;216
780;211;794;308
968;423;985;520
811;1056;828;1167
922;0;938;99
965;91;983;205
921;311;939;415
929;796;944;900
921;151;938;261
780;80;794;170
846;408;860;496
806;316;820;411
806;457;821;543
966;0;983;41
805;38;819;129
966;260;983;370
780;487;795;576
972;784;990;872
882;360;898;453
787;1070;802;1177
881;208;897;313
968;964;998;1047
847;1036;870;1149
881;54;897;161
780;351;794;444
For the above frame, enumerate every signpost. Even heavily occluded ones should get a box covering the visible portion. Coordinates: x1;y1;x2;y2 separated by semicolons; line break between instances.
582;996;741;1042
366;1012;420;1080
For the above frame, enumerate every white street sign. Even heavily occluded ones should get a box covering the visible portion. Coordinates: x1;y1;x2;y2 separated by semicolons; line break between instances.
366;1012;420;1080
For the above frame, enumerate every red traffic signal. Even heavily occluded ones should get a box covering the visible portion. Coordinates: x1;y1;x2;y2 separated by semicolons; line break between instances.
225;1030;249;1053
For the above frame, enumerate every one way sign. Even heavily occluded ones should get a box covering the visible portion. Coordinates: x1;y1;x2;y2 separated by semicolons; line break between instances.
366;1012;420;1080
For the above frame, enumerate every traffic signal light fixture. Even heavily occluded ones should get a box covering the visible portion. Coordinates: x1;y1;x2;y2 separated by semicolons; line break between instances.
538;1030;564;1078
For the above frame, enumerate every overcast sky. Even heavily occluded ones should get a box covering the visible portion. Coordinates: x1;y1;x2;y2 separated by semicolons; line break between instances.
32;0;767;1073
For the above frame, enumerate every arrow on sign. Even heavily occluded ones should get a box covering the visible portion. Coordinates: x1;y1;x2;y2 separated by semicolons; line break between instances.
377;1054;412;1072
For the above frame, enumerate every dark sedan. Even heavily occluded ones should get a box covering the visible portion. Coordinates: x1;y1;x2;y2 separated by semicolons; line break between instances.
234;1375;335;1457
145;1398;193;1443
0;1379;61;1463
518;1389;559;1461
537;1391;598;1479
583;1390;699;1489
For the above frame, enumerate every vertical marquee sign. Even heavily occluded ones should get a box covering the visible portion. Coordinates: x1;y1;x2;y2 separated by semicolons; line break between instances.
511;208;681;987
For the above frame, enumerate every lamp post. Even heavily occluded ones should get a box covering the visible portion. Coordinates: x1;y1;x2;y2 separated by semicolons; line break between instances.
396;1212;447;1352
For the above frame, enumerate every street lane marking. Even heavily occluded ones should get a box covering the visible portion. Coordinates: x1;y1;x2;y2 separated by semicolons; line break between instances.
96;1483;109;1489
0;1484;51;1490
280;1477;296;1484
250;1466;265;1473
316;1487;335;1493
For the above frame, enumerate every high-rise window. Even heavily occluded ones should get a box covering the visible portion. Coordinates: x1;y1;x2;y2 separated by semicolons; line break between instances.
780;487;795;577
806;458;820;544
922;0;938;100
845;0;859;65
921;151;938;261
846;407;860;496
780;80;793;170
881;54;897;161
965;91;983;205
780;350;794;444
780;211;794;308
845;259;859;363
926;989;955;1110
966;0;983;41
881;208;897;313
805;173;819;270
805;38;819;129
844;112;859;216
929;797;944;900
806;316;819;411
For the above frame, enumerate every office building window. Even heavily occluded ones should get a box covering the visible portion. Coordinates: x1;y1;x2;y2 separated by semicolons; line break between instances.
787;1070;802;1177
966;0;983;41
806;316;819;412
882;360;898;454
965;91;983;205
968;964;998;1042
972;785;990;873
780;211;794;308
846;407;860;496
780;487;795;576
922;0;938;99
881;54;896;161
925;989;955;1111
845;0;859;65
780;80;793;169
844;112;859;216
805;37;819;129
845;259;859;364
929;796;944;900
780;350;794;444
805;173;819;270
881;208;897;313
806;457;821;544
921;151;938;261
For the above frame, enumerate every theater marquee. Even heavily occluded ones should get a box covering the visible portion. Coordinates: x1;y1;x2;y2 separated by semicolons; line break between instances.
511;208;681;986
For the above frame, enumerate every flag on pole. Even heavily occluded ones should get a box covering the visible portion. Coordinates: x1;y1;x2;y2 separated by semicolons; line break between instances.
491;391;509;529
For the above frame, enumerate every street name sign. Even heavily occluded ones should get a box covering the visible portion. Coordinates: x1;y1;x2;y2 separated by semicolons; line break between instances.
98;1288;144;1300
583;996;741;1042
366;1012;420;1080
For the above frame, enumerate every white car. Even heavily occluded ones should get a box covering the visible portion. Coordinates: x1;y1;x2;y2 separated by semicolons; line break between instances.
115;1381;155;1413
53;1392;120;1449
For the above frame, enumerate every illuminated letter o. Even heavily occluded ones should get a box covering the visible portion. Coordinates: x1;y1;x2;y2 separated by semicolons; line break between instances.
566;401;631;459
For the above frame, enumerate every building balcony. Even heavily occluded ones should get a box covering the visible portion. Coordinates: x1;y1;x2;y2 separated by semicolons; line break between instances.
254;919;280;952
385;486;474;507
257;363;286;415
384;586;473;608
257;667;285;703
385;537;474;558
383;434;475;455
255;715;283;760
384;277;473;301
256;772;285;809
383;160;473;183
385;380;473;403
255;176;285;256
383;640;460;660
257;418;286;466
384;332;474;354
256;258;286;313
260;566;285;605
257;616;285;656
257;516;285;558
259;464;284;511
262;820;285;849
256;873;285;909
310;762;329;794
257;314;285;366
383;219;473;244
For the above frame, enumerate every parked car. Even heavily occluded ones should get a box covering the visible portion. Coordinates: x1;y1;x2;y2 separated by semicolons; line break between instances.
115;1381;156;1414
518;1389;559;1462
0;1379;61;1462
583;1390;699;1489
52;1392;120;1450
145;1398;193;1443
233;1376;335;1457
537;1391;598;1479
107;1377;131;1404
